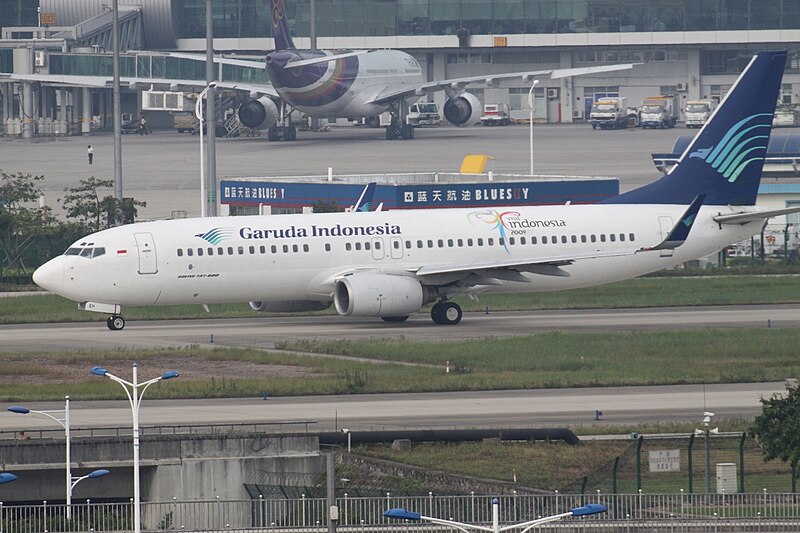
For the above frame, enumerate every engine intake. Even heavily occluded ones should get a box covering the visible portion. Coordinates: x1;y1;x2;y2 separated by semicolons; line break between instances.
238;96;279;130
443;92;481;127
334;273;429;318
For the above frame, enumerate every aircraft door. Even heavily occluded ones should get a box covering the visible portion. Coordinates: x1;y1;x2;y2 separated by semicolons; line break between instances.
390;237;404;259
371;238;385;260
134;232;158;274
658;217;674;257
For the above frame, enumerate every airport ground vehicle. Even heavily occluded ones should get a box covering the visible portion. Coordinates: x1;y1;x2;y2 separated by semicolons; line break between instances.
589;97;628;129
685;99;717;128
772;104;799;127
640;95;679;129
120;113;138;134
480;103;511;126
406;103;441;126
174;111;199;133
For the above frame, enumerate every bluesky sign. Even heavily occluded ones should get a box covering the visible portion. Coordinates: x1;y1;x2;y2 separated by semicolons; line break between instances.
220;179;619;210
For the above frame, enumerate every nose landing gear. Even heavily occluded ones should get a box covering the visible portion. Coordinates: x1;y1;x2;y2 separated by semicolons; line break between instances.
106;315;126;331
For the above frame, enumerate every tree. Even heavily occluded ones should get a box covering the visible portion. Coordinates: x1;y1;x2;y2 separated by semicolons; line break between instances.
750;382;800;476
61;177;146;233
310;200;344;213
0;171;58;273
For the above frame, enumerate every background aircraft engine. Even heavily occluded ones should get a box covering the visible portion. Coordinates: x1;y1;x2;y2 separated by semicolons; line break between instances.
249;300;331;312
443;92;482;126
334;273;425;318
238;97;279;130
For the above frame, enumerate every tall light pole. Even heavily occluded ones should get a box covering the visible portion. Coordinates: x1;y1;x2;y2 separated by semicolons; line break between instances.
8;397;72;516
386;498;607;532
90;364;179;533
195;82;217;217
695;411;718;493
528;79;540;176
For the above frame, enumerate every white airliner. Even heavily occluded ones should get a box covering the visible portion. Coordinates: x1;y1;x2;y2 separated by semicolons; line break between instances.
233;0;637;141
33;51;798;330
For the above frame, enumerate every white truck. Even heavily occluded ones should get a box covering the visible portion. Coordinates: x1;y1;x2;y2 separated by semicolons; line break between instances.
684;99;717;128
480;103;511;126
640;95;680;129
589;97;628;130
406;102;441;127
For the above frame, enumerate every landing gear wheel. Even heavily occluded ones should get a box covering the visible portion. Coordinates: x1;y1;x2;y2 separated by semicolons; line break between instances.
431;301;462;325
386;125;400;140
107;315;125;331
382;315;410;323
400;124;415;139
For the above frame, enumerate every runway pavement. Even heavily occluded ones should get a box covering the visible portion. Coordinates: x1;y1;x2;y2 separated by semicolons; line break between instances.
0;304;796;353
0;123;676;220
0;382;787;433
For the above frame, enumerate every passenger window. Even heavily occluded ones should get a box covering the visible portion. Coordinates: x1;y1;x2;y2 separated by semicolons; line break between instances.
629;233;635;241
177;249;183;257
447;239;454;247
531;236;537;244
600;234;606;242
457;239;464;247
364;242;371;250
325;243;331;252
303;244;309;252
292;244;299;252
271;245;277;253
355;242;362;251
520;237;526;245
610;234;616;242
405;241;411;249
393;241;400;249
282;245;288;253
375;241;381;250
247;246;254;254
93;247;105;258
427;240;434;248
345;243;352;251
236;246;243;254
228;246;234;255
509;237;515;245
218;247;223;255
591;235;597;243
571;235;577;243
417;240;423;248
619;234;626;242
488;238;494;246
581;235;587;243
467;238;473;246
499;238;505;246
260;245;266;253
437;239;444;247
187;248;194;256
206;247;213;256
542;236;548;244
477;238;483;246
197;248;203;256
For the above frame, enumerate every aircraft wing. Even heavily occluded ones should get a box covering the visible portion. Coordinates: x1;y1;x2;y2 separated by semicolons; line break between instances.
366;63;638;105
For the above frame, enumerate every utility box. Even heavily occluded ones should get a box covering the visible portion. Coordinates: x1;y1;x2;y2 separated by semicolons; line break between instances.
716;463;737;493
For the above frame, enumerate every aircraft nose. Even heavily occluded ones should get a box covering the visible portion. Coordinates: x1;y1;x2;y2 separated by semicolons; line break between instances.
32;257;64;294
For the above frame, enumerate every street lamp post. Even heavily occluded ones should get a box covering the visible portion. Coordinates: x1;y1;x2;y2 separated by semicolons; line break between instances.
385;497;607;532
695;411;718;493
8;397;72;516
528;79;540;176
90;364;179;533
195;82;217;217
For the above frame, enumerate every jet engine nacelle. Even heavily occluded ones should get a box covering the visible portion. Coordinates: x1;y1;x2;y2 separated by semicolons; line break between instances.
249;300;332;312
443;92;482;127
334;273;428;318
238;96;279;130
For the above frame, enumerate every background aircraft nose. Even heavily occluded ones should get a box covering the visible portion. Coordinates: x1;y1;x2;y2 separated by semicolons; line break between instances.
32;257;64;293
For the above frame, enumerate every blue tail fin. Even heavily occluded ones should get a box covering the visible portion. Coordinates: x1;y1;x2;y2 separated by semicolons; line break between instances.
606;51;787;206
351;182;377;212
271;0;296;50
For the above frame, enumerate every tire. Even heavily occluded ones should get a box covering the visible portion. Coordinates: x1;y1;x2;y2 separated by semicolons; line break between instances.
400;124;415;139
431;302;462;325
107;316;125;331
386;126;399;140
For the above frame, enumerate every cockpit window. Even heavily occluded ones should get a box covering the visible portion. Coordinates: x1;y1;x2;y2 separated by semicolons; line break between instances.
80;248;93;257
93;247;105;258
64;246;106;258
64;248;81;256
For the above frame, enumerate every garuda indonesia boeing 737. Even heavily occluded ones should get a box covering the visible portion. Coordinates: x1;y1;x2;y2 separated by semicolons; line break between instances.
34;51;799;330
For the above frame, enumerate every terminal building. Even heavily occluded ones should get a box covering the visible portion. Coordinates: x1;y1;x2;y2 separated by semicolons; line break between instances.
1;0;799;134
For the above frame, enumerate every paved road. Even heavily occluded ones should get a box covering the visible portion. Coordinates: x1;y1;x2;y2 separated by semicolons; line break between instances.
0;304;795;353
1;382;786;433
0;124;677;220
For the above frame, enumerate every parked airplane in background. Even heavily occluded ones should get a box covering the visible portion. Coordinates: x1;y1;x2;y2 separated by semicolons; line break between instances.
235;0;637;141
34;52;798;330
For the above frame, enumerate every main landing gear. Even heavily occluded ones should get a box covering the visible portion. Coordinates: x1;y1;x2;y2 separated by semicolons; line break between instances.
267;124;296;141
385;121;415;140
106;315;125;331
431;300;462;325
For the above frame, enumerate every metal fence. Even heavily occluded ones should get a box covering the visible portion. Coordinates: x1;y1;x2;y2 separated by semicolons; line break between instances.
2;492;800;533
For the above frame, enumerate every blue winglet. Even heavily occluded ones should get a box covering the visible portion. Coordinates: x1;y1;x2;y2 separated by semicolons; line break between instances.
642;194;705;251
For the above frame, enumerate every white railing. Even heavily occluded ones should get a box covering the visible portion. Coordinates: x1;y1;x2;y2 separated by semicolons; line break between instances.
2;492;799;532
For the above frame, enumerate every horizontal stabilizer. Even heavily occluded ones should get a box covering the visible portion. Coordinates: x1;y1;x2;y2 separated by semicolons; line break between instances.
713;206;800;225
